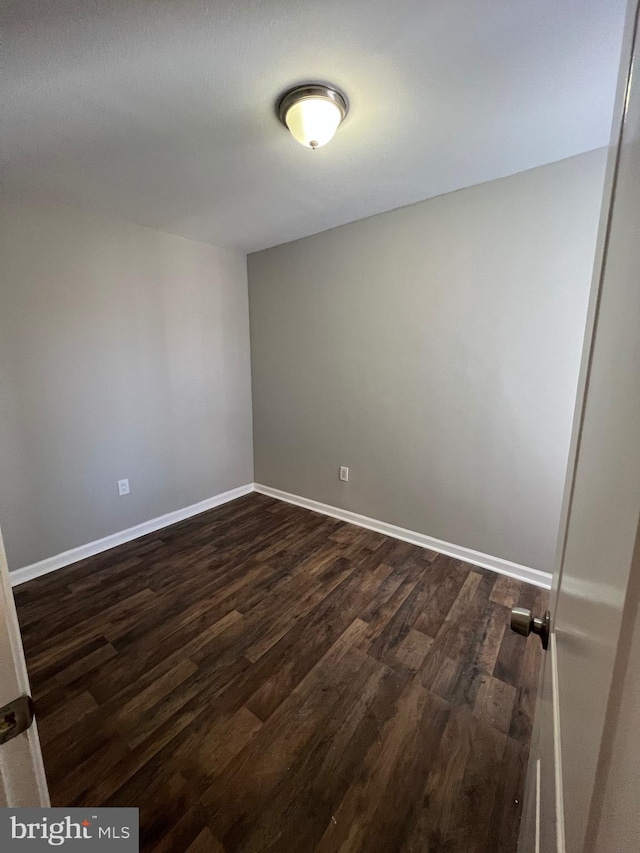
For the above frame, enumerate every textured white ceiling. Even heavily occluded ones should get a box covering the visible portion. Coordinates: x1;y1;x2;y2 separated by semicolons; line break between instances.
2;0;627;252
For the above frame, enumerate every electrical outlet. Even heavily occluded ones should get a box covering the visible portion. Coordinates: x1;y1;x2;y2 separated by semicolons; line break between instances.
339;466;349;482
117;478;130;496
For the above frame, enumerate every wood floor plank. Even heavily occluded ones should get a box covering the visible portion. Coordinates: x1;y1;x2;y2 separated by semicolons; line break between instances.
223;653;406;853
243;561;394;722
13;493;547;853
315;680;450;853
399;705;477;851
443;720;507;853
490;575;523;609
38;690;98;745
413;555;469;637
486;736;531;852
147;805;221;853
200;620;373;839
184;827;225;853
475;674;518;734
367;569;439;666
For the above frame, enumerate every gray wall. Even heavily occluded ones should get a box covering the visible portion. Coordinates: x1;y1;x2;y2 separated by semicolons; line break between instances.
248;150;607;572
0;200;254;570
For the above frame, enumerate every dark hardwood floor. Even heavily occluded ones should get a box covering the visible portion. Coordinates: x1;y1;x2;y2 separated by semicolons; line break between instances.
14;493;547;852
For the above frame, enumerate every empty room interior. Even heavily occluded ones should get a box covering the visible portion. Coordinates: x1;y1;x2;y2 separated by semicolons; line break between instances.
2;1;640;852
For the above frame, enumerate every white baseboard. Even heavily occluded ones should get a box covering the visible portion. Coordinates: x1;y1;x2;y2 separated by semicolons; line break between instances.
9;484;254;588
10;481;552;591
254;483;552;589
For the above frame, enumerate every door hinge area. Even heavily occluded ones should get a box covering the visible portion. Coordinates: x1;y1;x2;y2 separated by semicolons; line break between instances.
0;695;34;746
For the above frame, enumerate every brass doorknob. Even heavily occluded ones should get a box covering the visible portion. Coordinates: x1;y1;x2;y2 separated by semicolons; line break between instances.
510;607;551;650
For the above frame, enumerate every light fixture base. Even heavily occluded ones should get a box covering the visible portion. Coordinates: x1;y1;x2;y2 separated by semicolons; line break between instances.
277;84;349;127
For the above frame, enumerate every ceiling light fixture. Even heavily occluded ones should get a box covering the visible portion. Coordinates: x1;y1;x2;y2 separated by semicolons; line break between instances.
278;84;348;150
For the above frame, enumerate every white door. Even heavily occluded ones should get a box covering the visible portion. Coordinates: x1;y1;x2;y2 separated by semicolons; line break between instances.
0;526;49;806
518;0;640;850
